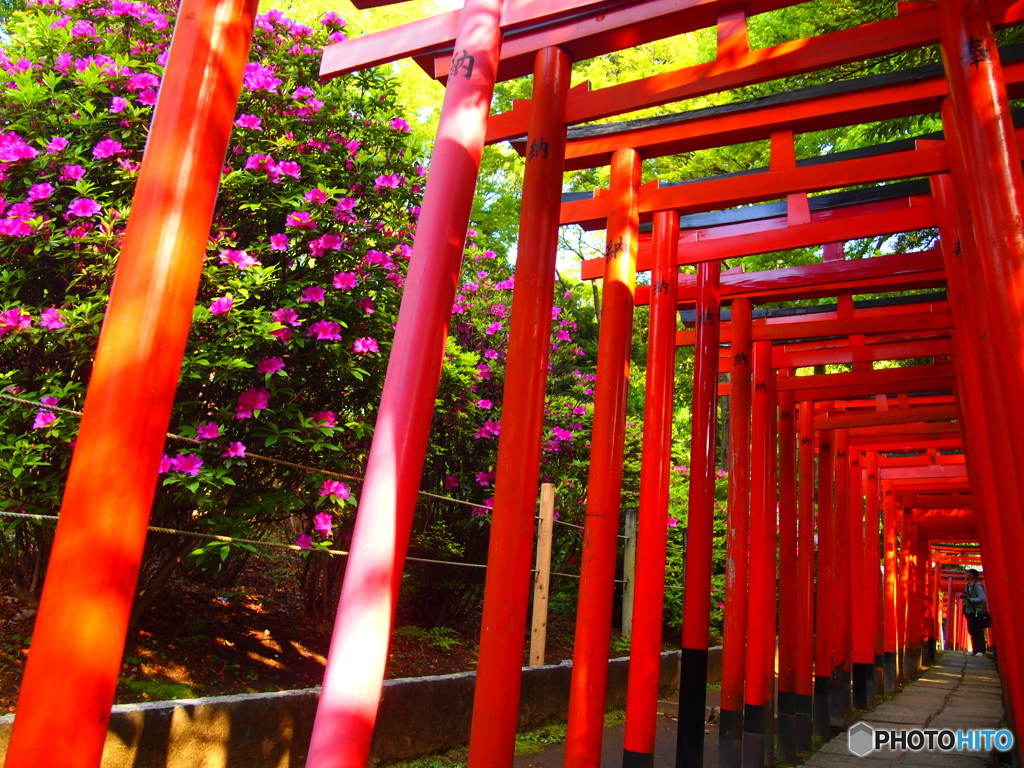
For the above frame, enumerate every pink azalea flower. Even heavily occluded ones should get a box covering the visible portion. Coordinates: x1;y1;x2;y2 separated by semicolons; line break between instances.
70;19;96;36
444;475;459;490
209;295;233;315
474;420;501;439
286;211;316;228
271;307;302;327
171;453;203;475
475;471;493;487
320;10;345;27
158;454;173;473
110;96;128;114
319;479;350;500
219;249;259;269
373;173;403;191
127;72;161;91
276;160;301;179
32;396;59;429
67;198;101;217
234;114;262;130
295;533;313;551
0;132;38;162
389;117;411;132
573;405;587;415
46;136;69;153
222;441;247;458
257;357;285;374
312;411;336;427
332;271;358;290
92;139;126;159
59;164;86;181
552;426;573;441
352;337;379;354
485;322;502;336
483;349;499;360
196;422;219;440
27;183;54;201
0;308;33;336
244;153;273;171
269;233;289;251
235;387;270;419
300;285;326;303
304;188;327;204
668;518;679;528
306;320;341;340
313;512;333;535
334;196;357;221
39;308;66;330
476;399;492;409
243;62;281;93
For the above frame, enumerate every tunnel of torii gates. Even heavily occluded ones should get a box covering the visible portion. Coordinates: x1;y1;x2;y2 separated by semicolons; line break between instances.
6;0;1024;768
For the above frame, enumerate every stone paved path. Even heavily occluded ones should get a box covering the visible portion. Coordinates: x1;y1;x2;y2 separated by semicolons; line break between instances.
803;651;1007;767
512;651;1008;767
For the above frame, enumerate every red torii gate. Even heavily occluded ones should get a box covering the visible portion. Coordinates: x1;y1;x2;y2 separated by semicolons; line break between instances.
6;2;1024;768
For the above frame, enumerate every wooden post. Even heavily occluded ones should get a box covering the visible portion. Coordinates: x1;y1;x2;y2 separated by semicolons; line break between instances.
621;507;638;636
529;483;556;667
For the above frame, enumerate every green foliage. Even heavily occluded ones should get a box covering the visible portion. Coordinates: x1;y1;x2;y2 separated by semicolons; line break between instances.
0;0;420;604
117;678;196;701
393;624;462;652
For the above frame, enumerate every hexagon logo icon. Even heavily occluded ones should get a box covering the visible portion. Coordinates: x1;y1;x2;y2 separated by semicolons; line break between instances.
848;722;876;757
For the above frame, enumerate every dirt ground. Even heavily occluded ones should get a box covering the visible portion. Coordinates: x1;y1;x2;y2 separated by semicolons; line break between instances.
0;550;582;713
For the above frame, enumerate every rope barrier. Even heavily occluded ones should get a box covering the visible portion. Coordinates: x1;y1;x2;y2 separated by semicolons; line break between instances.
1;392;491;512
0;510;601;577
2;395;643;577
540;515;629;541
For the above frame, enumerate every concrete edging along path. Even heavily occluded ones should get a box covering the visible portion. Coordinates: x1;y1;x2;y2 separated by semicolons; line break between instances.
0;648;721;766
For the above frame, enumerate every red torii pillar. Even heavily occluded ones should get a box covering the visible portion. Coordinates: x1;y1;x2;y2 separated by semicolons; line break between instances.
937;0;1024;735
743;340;775;768
307;3;505;765
897;510;913;680
676;260;722;768
813;428;835;741
718;297;753;768
864;451;882;701
564;146;640;767
3;2;258;766
795;401;816;750
468;45;570;768
850;447;873;710
622;210;679;768
764;358;780;766
882;480;899;692
933;166;1024;686
832;429;852;719
776;390;799;761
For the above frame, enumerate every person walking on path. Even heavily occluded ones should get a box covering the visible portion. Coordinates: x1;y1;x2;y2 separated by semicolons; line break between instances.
961;568;989;656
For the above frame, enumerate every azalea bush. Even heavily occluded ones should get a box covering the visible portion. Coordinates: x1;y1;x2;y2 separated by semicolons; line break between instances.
0;0;659;632
0;0;425;608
